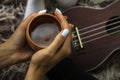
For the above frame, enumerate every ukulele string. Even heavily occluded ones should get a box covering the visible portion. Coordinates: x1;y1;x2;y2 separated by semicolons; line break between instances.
73;20;120;38
83;29;120;44
72;16;120;34
74;30;120;47
72;21;120;47
73;25;120;45
83;24;119;40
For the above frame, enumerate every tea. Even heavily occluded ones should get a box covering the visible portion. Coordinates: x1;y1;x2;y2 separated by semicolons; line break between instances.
26;14;62;50
31;23;60;46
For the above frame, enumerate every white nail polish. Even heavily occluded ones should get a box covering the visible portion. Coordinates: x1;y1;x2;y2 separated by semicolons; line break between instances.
38;10;47;14
56;8;62;14
62;29;69;37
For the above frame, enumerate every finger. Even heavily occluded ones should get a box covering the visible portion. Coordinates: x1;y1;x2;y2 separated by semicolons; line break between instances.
14;9;47;35
54;8;69;29
50;27;72;63
69;23;74;28
47;29;69;54
51;36;72;64
8;13;38;44
10;13;38;39
64;16;67;19
52;8;72;61
16;13;38;32
38;9;47;14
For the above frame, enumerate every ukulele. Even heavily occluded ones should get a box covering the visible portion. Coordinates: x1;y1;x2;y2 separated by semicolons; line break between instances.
63;0;120;71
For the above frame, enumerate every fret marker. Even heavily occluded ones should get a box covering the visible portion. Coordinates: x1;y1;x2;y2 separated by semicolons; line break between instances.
75;27;83;48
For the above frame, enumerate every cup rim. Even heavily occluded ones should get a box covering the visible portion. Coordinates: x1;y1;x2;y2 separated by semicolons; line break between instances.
26;13;62;49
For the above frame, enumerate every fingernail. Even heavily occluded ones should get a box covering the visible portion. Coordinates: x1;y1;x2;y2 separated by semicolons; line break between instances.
69;23;74;27
38;10;47;14
56;8;62;14
62;29;69;37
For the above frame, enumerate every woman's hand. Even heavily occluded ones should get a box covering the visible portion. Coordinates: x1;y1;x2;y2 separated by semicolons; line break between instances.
0;13;39;69
25;9;73;80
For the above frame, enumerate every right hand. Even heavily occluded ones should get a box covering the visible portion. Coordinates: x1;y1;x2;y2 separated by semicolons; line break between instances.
30;9;73;74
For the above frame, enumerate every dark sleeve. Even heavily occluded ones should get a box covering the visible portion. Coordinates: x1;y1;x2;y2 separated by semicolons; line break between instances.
47;58;98;80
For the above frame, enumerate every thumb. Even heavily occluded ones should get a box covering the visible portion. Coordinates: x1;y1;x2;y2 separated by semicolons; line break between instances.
9;13;38;42
15;13;38;34
47;29;69;53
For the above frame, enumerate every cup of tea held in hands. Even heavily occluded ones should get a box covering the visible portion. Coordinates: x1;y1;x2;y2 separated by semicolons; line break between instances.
26;13;62;50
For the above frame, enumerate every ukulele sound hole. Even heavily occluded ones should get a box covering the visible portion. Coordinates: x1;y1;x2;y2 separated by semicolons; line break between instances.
106;16;120;33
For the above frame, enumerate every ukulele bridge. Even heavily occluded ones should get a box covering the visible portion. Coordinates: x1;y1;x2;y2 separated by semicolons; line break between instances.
74;26;84;48
73;27;83;49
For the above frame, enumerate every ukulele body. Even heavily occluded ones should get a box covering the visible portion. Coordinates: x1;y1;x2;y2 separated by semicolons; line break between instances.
63;0;120;71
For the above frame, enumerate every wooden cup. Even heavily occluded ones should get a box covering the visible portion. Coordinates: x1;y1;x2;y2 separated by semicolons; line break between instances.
26;13;62;50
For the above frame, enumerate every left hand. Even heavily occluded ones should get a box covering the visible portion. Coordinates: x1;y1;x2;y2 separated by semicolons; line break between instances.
0;13;38;68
